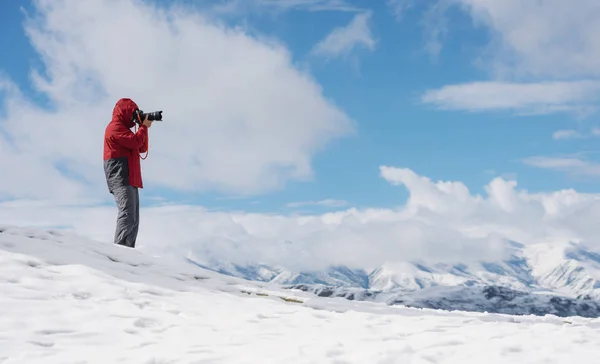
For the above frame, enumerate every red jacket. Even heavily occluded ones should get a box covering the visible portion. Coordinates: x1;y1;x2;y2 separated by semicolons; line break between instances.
103;98;148;190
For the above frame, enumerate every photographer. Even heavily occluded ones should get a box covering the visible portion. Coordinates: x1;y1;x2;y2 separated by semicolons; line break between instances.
103;98;153;248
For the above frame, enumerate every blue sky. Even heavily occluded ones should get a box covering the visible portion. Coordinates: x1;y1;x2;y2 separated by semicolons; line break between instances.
1;0;599;216
4;0;600;269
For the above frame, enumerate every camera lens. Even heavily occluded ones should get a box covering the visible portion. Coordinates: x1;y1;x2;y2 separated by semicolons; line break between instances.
148;111;162;121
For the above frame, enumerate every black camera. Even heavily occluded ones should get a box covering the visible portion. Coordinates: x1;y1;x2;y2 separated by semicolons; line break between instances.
133;109;163;124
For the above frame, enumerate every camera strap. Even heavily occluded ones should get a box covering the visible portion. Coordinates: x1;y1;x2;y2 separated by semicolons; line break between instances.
133;122;149;160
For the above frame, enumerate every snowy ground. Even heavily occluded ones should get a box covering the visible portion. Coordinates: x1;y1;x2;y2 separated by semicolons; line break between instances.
1;225;600;363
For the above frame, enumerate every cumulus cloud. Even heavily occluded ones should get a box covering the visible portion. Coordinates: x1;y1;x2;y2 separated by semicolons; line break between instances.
0;0;354;203
310;11;376;59
417;0;600;116
4;166;600;272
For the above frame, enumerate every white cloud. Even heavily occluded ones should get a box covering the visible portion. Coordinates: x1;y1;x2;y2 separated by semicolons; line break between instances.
4;166;600;272
421;81;600;115
386;0;414;22
452;0;600;80
417;0;600;115
387;0;450;57
310;11;375;59
553;130;583;140
550;127;600;141
211;0;362;15
523;156;600;178
286;198;348;208
0;0;354;203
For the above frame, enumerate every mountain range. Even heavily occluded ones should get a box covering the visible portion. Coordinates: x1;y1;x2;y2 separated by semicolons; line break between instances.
187;239;600;316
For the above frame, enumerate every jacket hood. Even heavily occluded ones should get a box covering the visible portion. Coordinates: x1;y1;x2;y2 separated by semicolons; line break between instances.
111;98;139;128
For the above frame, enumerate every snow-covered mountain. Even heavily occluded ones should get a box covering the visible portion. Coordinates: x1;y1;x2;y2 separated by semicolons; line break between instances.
525;242;600;298
187;257;370;288
194;240;600;300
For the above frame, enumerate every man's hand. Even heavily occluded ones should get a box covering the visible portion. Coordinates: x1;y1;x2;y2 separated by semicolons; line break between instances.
142;115;153;128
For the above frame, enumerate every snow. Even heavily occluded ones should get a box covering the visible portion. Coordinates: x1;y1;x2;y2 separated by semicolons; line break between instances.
2;225;600;363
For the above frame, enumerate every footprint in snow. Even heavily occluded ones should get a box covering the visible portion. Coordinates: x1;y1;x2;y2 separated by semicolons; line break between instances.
72;292;92;300
25;260;42;268
326;348;344;358
35;329;75;336
312;312;332;321
134;317;160;328
29;341;54;348
139;289;168;297
133;300;154;310
256;313;277;319
136;341;157;348
502;345;523;354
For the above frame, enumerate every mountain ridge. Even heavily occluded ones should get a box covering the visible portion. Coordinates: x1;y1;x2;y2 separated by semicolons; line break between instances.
189;239;600;300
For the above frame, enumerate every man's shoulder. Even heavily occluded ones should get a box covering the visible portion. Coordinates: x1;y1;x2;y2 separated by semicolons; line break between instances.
105;122;132;134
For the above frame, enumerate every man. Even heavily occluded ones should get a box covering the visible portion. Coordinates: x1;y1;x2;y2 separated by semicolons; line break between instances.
103;98;153;248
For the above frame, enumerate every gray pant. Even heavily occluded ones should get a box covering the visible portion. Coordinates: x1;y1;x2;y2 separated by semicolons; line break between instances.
112;185;139;248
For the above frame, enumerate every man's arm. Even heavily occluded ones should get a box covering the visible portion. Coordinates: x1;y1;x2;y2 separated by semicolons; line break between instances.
139;134;149;153
111;125;148;150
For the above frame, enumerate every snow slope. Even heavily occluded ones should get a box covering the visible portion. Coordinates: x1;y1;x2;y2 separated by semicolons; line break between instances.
2;225;600;363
